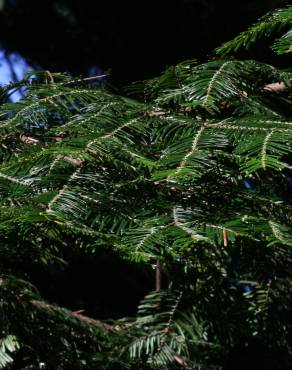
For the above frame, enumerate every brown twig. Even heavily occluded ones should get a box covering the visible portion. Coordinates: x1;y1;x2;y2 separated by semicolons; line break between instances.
156;259;162;291
30;299;115;331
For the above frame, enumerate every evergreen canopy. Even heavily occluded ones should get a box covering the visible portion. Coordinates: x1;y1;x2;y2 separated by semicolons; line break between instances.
0;5;292;369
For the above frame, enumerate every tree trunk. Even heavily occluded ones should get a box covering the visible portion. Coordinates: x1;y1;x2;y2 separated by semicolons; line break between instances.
155;259;161;291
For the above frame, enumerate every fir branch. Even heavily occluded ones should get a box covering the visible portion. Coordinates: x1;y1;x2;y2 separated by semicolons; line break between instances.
46;167;82;212
261;131;274;170
173;126;206;176
202;61;232;109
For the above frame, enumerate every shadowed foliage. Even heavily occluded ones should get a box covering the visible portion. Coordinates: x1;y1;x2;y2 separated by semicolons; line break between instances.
0;6;292;369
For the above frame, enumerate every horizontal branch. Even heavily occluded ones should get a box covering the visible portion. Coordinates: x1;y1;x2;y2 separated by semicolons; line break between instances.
30;299;115;332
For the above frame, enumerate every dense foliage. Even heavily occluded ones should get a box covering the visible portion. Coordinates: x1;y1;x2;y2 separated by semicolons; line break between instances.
1;6;292;369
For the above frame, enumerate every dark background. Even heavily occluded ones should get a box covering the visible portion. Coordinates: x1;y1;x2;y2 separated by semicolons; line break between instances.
0;0;291;87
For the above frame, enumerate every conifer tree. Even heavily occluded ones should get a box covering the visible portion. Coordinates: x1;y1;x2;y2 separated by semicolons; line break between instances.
0;6;292;369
